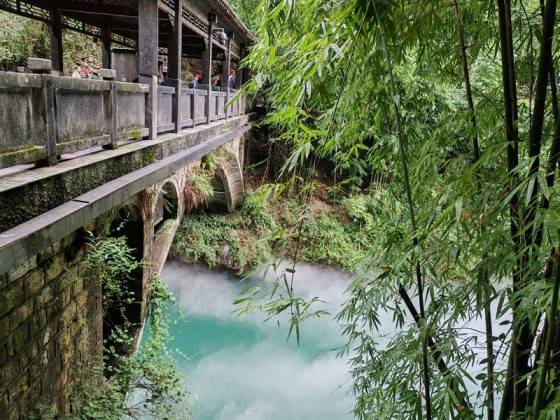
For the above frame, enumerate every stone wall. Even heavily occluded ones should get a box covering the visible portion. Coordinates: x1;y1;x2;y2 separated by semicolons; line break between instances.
0;229;102;418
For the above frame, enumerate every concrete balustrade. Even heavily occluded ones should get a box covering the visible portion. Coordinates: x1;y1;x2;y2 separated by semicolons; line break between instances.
157;85;176;134
0;71;246;169
180;88;194;128
193;89;208;125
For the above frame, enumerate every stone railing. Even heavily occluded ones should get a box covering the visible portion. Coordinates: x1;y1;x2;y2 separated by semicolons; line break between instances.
0;69;246;169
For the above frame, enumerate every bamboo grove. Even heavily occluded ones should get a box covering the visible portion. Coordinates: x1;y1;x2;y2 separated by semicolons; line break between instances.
239;0;560;418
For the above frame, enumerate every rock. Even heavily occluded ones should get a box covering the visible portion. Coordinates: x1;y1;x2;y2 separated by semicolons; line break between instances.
26;58;52;73
98;68;116;80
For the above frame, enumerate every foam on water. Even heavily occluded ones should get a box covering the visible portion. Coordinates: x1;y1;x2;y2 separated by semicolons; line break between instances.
162;259;355;420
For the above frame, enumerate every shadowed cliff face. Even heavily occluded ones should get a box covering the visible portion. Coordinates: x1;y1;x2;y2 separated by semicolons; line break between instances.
162;259;356;420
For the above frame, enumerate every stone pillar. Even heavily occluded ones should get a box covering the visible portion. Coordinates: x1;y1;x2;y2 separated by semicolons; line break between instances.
138;0;159;139
138;0;158;79
206;12;216;124
102;27;112;69
49;7;63;73
168;0;182;133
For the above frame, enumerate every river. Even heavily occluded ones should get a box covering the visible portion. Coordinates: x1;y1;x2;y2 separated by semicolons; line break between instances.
161;258;355;420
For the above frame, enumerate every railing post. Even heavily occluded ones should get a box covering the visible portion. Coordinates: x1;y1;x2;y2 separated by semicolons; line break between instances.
216;93;220;120
172;83;182;133
191;91;196;127
146;76;158;139
109;82;119;148
100;69;119;149
41;76;58;166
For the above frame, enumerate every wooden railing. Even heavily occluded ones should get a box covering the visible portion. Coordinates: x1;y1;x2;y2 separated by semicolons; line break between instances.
0;71;246;169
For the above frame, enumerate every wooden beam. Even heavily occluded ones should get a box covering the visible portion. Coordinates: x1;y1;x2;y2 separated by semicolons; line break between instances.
50;7;63;72
56;1;138;18
102;26;112;68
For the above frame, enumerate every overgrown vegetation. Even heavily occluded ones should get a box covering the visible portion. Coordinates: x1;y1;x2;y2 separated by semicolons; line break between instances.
64;235;185;419
232;0;560;418
172;183;383;272
0;11;101;72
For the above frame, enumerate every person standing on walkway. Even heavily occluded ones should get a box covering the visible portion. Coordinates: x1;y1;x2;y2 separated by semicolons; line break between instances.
191;72;201;89
228;68;237;90
71;63;82;78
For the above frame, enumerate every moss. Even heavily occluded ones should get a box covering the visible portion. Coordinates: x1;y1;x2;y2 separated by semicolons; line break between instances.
0;145;43;157
0;145;45;166
56;135;107;155
142;148;156;165
130;129;142;140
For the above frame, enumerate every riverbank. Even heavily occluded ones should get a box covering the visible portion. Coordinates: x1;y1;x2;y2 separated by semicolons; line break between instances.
170;183;382;274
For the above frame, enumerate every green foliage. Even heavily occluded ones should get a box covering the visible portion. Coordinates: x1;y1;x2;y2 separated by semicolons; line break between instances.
84;233;143;315
66;236;186;419
0;11;100;72
184;171;215;213
239;184;282;232
239;0;560;417
0;12;49;70
228;0;261;33
172;186;380;272
173;213;244;269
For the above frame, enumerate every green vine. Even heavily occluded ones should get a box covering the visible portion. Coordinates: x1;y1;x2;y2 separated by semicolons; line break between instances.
30;235;187;419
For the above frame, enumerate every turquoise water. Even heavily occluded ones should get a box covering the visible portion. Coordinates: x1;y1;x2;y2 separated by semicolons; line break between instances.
161;259;355;420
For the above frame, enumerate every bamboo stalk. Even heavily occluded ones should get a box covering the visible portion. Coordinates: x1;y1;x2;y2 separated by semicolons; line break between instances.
452;2;494;417
371;2;431;418
533;256;560;417
496;0;522;416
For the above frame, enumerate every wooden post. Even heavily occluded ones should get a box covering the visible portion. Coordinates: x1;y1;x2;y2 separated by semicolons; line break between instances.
225;33;232;119
102;27;112;69
237;44;246;89
138;0;159;138
42;77;58;166
169;0;183;133
206;12;216;124
49;8;63;73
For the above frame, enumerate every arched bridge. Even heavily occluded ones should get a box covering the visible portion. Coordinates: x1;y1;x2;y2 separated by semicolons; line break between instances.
0;0;258;417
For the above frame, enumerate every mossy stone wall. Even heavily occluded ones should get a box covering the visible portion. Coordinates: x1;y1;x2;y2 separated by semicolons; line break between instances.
0;230;102;419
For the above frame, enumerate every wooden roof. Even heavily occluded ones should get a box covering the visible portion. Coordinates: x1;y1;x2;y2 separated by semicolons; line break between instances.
0;0;253;59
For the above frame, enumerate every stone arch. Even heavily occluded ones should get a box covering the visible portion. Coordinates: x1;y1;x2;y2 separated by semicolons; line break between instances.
209;148;244;212
154;180;180;233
